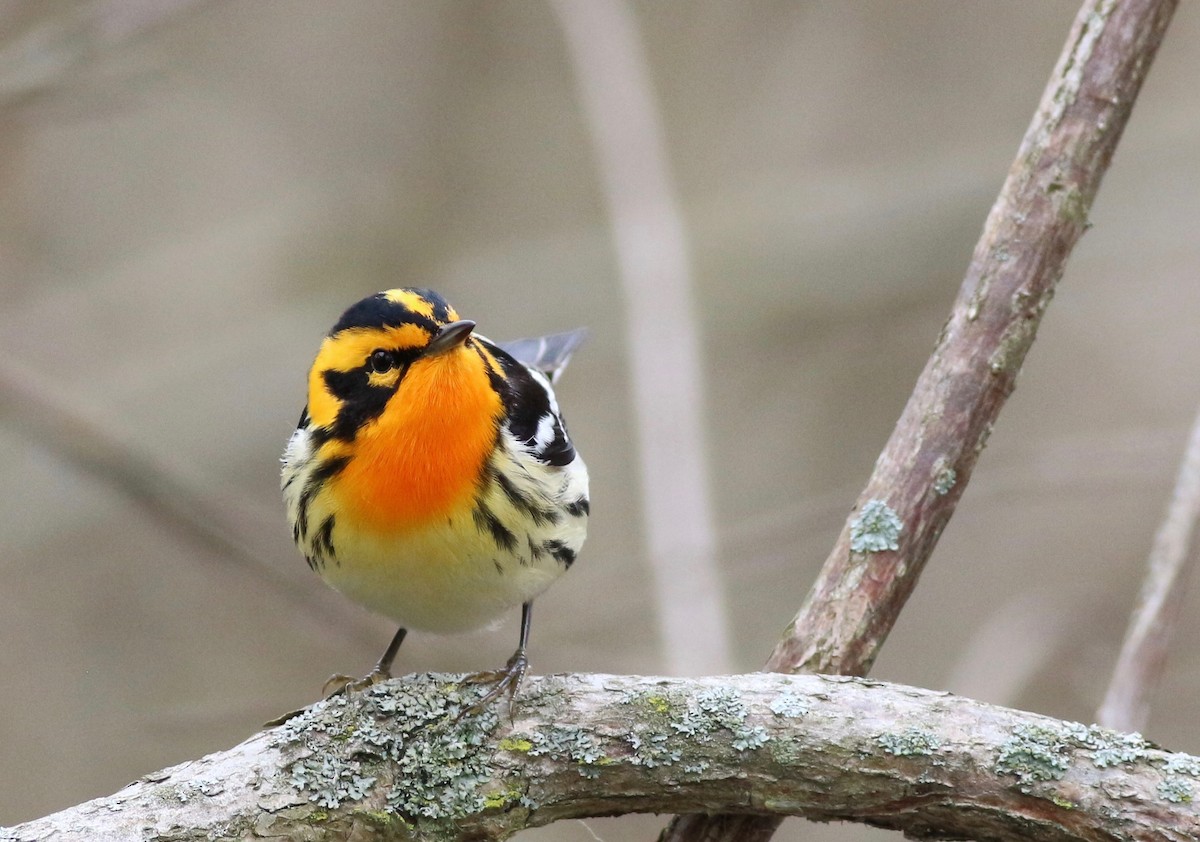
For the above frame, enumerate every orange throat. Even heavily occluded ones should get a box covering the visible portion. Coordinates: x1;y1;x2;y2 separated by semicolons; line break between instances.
329;348;502;532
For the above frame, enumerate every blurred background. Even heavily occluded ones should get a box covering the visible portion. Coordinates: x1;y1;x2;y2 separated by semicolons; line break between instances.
2;2;1199;839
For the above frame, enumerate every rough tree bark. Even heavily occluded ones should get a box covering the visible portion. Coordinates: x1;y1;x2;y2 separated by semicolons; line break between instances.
5;673;1200;841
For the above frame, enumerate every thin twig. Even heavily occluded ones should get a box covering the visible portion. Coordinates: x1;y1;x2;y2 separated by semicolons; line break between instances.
661;0;1179;839
1097;403;1200;732
0;359;378;649
550;0;732;675
0;0;211;112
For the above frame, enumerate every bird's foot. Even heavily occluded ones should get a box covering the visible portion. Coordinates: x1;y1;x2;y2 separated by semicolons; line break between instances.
262;668;392;728
322;668;391;699
457;648;528;720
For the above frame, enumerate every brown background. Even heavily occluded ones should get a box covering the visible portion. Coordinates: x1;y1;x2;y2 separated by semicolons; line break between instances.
2;3;1199;840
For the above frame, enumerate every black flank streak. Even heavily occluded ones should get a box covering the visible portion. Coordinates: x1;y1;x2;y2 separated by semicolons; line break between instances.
566;497;590;517
473;501;518;552
296;456;348;540
315;515;337;560
496;469;525;506
544;540;577;568
305;555;320;572
297;484;315;540
494;559;504;575
496;471;559;526
528;537;544;560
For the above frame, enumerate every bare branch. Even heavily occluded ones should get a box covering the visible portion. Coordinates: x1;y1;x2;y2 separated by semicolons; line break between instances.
6;672;1199;841
1098;403;1200;732
663;1;1179;838
766;0;1178;678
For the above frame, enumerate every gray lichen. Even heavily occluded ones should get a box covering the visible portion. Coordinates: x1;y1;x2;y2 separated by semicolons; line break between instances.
171;778;224;803
996;724;1071;784
1064;724;1149;768
626;732;683;768
619;685;773;769
528;724;608;778
287;755;376;810
275;674;505;823
932;466;957;496
849;499;902;553
995;721;1155;787
877;727;941;757
672;687;772;752
1158;776;1194;804
768;693;810;718
1163;754;1200;777
731;726;771;751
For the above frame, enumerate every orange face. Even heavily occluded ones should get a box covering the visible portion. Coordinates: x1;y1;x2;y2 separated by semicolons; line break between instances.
332;344;502;530
304;288;506;533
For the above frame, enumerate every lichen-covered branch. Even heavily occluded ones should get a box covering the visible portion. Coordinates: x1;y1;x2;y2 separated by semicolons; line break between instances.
5;672;1198;841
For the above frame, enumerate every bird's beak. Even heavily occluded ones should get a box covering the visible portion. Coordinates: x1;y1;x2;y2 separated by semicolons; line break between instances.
426;319;476;356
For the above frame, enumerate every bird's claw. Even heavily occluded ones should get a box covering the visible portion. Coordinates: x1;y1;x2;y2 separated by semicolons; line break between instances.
323;668;391;699
457;649;528;721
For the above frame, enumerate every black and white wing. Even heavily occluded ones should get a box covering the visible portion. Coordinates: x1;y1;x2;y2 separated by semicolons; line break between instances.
481;330;586;468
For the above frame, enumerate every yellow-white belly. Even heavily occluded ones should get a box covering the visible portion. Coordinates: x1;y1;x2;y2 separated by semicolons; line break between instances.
320;505;570;632
283;425;588;633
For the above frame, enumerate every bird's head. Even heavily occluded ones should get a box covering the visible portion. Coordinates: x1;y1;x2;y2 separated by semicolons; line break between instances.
306;288;499;443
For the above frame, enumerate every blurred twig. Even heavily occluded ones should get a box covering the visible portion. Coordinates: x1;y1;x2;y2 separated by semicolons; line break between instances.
0;358;378;649
550;0;732;675
662;0;1179;840
0;0;209;114
1097;404;1200;732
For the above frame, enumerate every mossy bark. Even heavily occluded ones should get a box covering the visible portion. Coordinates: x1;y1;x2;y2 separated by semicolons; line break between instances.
5;672;1198;841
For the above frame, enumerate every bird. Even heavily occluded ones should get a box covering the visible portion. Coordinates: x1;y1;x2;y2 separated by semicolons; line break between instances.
281;287;588;711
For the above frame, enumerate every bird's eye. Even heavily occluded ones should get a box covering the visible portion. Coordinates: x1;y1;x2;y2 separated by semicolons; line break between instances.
368;349;394;373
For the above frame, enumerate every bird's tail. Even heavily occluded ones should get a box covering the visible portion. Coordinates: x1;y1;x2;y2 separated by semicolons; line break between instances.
497;329;588;383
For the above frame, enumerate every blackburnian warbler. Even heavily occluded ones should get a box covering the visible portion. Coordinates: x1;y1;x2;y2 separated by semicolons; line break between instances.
281;288;588;708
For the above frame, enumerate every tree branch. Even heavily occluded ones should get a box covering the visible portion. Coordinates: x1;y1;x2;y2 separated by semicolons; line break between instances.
5;673;1198;842
1098;401;1200;732
767;0;1178;679
663;2;1178;838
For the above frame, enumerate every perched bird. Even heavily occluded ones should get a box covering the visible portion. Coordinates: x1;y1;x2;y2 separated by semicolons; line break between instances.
281;288;588;708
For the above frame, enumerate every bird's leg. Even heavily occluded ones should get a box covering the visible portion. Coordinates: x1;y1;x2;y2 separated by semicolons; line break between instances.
460;602;532;718
265;627;409;728
323;627;408;697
